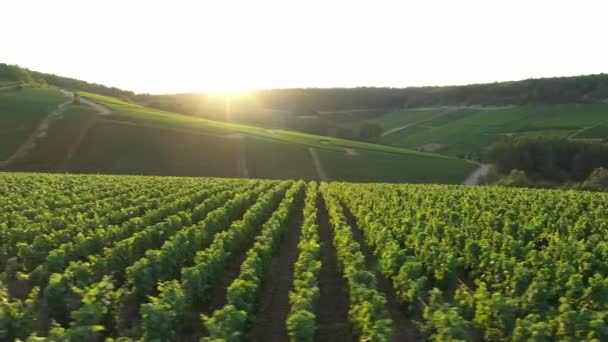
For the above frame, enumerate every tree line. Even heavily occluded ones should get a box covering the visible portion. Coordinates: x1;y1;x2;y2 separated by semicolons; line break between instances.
4;63;608;112
0;63;134;99
487;137;608;190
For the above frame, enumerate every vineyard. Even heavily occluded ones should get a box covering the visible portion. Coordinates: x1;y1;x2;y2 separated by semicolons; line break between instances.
1;172;607;341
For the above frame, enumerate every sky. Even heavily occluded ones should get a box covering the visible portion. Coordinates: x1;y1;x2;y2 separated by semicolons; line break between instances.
2;0;608;94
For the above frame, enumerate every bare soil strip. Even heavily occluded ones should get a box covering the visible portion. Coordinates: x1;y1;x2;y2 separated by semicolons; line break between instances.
463;163;491;185
248;195;305;342
60;90;111;115
237;135;250;178
341;203;419;342
343;147;358;156
308;147;329;181
315;196;354;342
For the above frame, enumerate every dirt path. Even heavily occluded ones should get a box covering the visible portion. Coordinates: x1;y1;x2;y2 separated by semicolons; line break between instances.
463;163;492;185
0;100;71;168
308;147;329;181
381;108;456;137
567;121;607;140
315;196;354;342
248;196;305;342
55;90;113;170
60;89;111;115
237;135;250;178
341;204;418;342
343;147;358;156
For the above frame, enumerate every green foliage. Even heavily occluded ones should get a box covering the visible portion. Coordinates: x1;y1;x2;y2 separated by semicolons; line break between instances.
581;167;608;191
287;183;321;342
330;181;608;340
423;289;471;341
0;287;39;341
488;137;608;182
494;169;533;188
141;280;190;341
321;185;392;341
0;63;34;83
203;182;304;341
0;87;67;160
1;172;608;341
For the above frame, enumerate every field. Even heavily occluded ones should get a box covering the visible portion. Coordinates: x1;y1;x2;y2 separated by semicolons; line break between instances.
1;172;607;341
374;104;608;156
6;104;97;172
571;123;608;139
317;149;472;184
0;87;477;183
58;91;474;183
67;121;243;178
79;92;453;158
0;87;67;160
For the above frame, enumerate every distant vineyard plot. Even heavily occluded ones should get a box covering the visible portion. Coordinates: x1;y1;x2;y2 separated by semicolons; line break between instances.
1;172;607;341
375;103;608;156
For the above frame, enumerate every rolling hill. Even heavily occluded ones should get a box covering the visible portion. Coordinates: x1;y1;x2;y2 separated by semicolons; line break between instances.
0;85;475;183
4;62;607;185
372;103;608;157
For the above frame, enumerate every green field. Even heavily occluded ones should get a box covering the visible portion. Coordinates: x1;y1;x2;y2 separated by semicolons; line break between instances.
7;104;97;172
368;108;442;129
80;92;459;158
0;87;66;159
317;149;472;183
68;121;243;177
68;91;476;183
377;103;608;156
572;123;608;139
244;137;319;180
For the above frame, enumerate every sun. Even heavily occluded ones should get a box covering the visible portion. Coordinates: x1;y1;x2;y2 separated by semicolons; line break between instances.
206;81;251;97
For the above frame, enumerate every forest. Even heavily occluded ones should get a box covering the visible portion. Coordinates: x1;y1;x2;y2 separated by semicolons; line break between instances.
486;137;608;190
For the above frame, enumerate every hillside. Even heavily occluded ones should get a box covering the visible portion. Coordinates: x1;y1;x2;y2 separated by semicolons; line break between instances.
3;63;608;161
0;85;475;183
1;172;607;340
373;103;608;157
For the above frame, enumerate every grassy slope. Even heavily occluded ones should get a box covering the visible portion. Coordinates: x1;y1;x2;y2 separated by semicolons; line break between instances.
369;108;443;129
244;137;318;180
80;92;457;158
68;121;242;177
377;103;608;156
571;123;608;139
7;104;97;172
318;149;472;184
0;87;66;159
78;92;475;183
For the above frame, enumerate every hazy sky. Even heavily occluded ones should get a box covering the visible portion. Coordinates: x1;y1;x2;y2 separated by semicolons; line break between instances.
3;0;607;94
